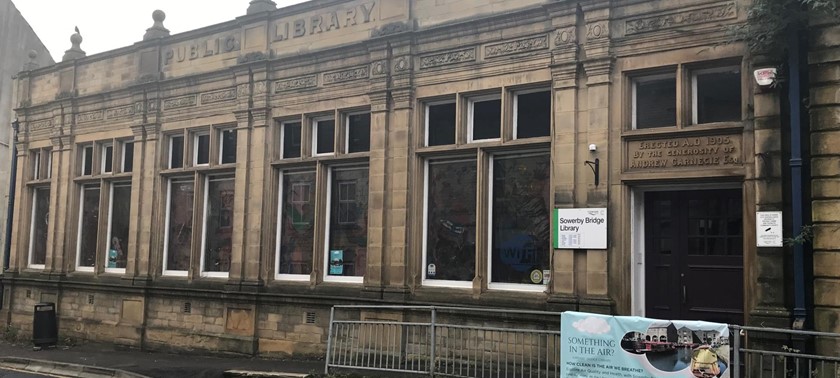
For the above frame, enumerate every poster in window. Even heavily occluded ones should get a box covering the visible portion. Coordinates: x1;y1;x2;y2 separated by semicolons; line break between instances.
329;250;344;275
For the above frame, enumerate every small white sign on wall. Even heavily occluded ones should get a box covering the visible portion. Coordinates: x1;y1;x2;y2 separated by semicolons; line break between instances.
756;211;783;247
553;208;607;249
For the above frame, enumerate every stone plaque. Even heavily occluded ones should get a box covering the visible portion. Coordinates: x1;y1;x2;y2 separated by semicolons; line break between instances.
626;134;741;170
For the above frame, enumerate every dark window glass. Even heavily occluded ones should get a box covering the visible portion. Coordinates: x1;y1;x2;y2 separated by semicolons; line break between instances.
195;134;210;165
347;113;370;153
107;183;131;269
122;143;134;173
327;167;369;277
83;146;93;175
278;171;316;275
282;122;302;159
30;188;50;265
695;69;741;124
33;152;41;180
221;129;237;164
165;180;194;272
516;91;551;138
170;136;184;169
491;153;551;285
78;185;100;268
427;103;456;146
316;120;335;154
635;77;676;129
472;98;501;141
204;176;234;273
425;159;477;281
103;145;113;173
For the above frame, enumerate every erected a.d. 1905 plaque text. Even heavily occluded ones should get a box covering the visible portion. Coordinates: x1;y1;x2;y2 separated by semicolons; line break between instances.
626;134;742;170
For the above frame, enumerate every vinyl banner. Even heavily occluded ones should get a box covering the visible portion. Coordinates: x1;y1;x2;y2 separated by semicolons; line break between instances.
561;311;731;378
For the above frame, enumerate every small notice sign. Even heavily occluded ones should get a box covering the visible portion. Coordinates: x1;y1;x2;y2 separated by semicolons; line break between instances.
756;211;783;247
554;208;607;249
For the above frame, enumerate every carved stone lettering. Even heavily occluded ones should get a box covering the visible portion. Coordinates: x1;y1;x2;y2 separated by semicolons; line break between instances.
200;88;237;105
106;105;135;119
625;2;737;35
626;134;742;170
323;66;369;84
420;48;476;69
163;95;197;110
274;75;318;93
76;111;103;123
30;119;52;131
272;2;376;44
485;36;548;58
163;34;241;66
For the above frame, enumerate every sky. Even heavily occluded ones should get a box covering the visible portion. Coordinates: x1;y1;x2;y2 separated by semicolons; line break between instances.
14;0;308;62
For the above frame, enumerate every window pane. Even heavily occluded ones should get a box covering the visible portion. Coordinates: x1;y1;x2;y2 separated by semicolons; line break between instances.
170;136;184;169
635;77;676;129
316;120;335;154
221;129;237;164
166;180;194;271
696;69;741;123
327;167;369;277
33;152;40;179
103;145;113;173
279;171;316;275
347;113;370;153
491;153;550;285
122;143;134;173
427;103;456;146
282;122;302;159
78;185;100;268
196;134;210;165
472;98;501;140
107;184;131;269
516;91;551;138
425;160;476;281
30;188;50;265
83;146;93;175
204;176;234;273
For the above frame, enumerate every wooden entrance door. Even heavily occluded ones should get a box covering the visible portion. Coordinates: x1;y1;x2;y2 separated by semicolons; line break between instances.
645;189;744;325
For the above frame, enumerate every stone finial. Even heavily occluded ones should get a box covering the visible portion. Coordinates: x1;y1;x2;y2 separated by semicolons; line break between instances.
23;50;39;70
247;0;277;15
143;10;170;40
61;26;86;62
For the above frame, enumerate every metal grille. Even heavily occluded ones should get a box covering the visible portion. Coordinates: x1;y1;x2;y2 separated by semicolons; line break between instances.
732;325;840;378
325;305;562;377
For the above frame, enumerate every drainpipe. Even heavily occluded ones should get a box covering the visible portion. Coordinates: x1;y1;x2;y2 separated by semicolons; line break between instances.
787;27;810;330
3;118;18;272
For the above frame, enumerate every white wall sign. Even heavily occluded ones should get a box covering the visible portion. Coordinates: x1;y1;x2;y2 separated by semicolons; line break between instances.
756;211;783;247
553;208;607;249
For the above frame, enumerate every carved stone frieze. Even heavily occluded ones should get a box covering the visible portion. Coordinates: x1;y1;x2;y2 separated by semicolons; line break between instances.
371;21;412;37
163;95;197;110
420;48;476;69
372;60;388;76
625;2;736;35
237;84;250;98
393;57;410;73
323;66;370;85
29;119;52;131
237;51;269;64
200;88;237;105
586;23;608;40
76;110;104;123
554;27;577;46
106;105;135;120
255;81;268;95
485;36;548;58
274;75;317;93
137;74;159;84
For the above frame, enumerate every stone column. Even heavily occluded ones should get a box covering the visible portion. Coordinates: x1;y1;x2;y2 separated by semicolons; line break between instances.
44;108;74;276
809;17;840;353
127;121;160;282
364;88;388;297
6;137;29;273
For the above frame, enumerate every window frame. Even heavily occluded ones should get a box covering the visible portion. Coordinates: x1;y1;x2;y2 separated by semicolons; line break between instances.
279;120;303;160
27;186;49;269
218;128;237;165
104;181;131;274
421;157;476;289
162;178;191;277
322;164;368;284
81;145;94;176
101;143;114;174
424;99;457;147
275;169;316;282
312;116;336;157
75;184;101;273
512;88;552;140
199;175;234;278
169;134;185;169
631;72;677;130
691;65;743;125
121;141;134;173
467;93;502;143
193;132;211;166
344;111;371;154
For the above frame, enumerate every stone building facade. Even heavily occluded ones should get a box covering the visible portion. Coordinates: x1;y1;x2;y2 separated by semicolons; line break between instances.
1;0;837;357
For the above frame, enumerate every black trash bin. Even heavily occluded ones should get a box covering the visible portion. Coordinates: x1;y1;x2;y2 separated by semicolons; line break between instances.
33;302;57;348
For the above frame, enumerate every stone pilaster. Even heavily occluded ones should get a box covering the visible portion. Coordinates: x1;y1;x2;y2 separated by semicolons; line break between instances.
6;138;29;273
364;89;388;297
44;109;73;276
127;122;160;282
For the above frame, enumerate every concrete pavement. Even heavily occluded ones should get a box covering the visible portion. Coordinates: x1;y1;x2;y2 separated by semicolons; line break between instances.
0;340;324;378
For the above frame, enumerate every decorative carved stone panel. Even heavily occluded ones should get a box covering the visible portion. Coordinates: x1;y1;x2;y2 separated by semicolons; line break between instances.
200;88;238;105
420;48;476;69
624;2;736;35
484;35;548;58
274;75;318;93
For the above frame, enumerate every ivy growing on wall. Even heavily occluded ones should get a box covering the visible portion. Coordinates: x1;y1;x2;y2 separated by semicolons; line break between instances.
728;0;838;54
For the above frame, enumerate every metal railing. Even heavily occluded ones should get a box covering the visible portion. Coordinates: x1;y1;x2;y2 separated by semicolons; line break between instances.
325;306;840;377
325;305;562;377
732;325;840;378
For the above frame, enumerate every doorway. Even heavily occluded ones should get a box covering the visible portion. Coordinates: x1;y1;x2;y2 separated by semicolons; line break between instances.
644;189;744;325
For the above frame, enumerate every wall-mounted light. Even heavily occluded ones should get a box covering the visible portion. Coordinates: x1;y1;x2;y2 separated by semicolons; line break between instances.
584;158;600;187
